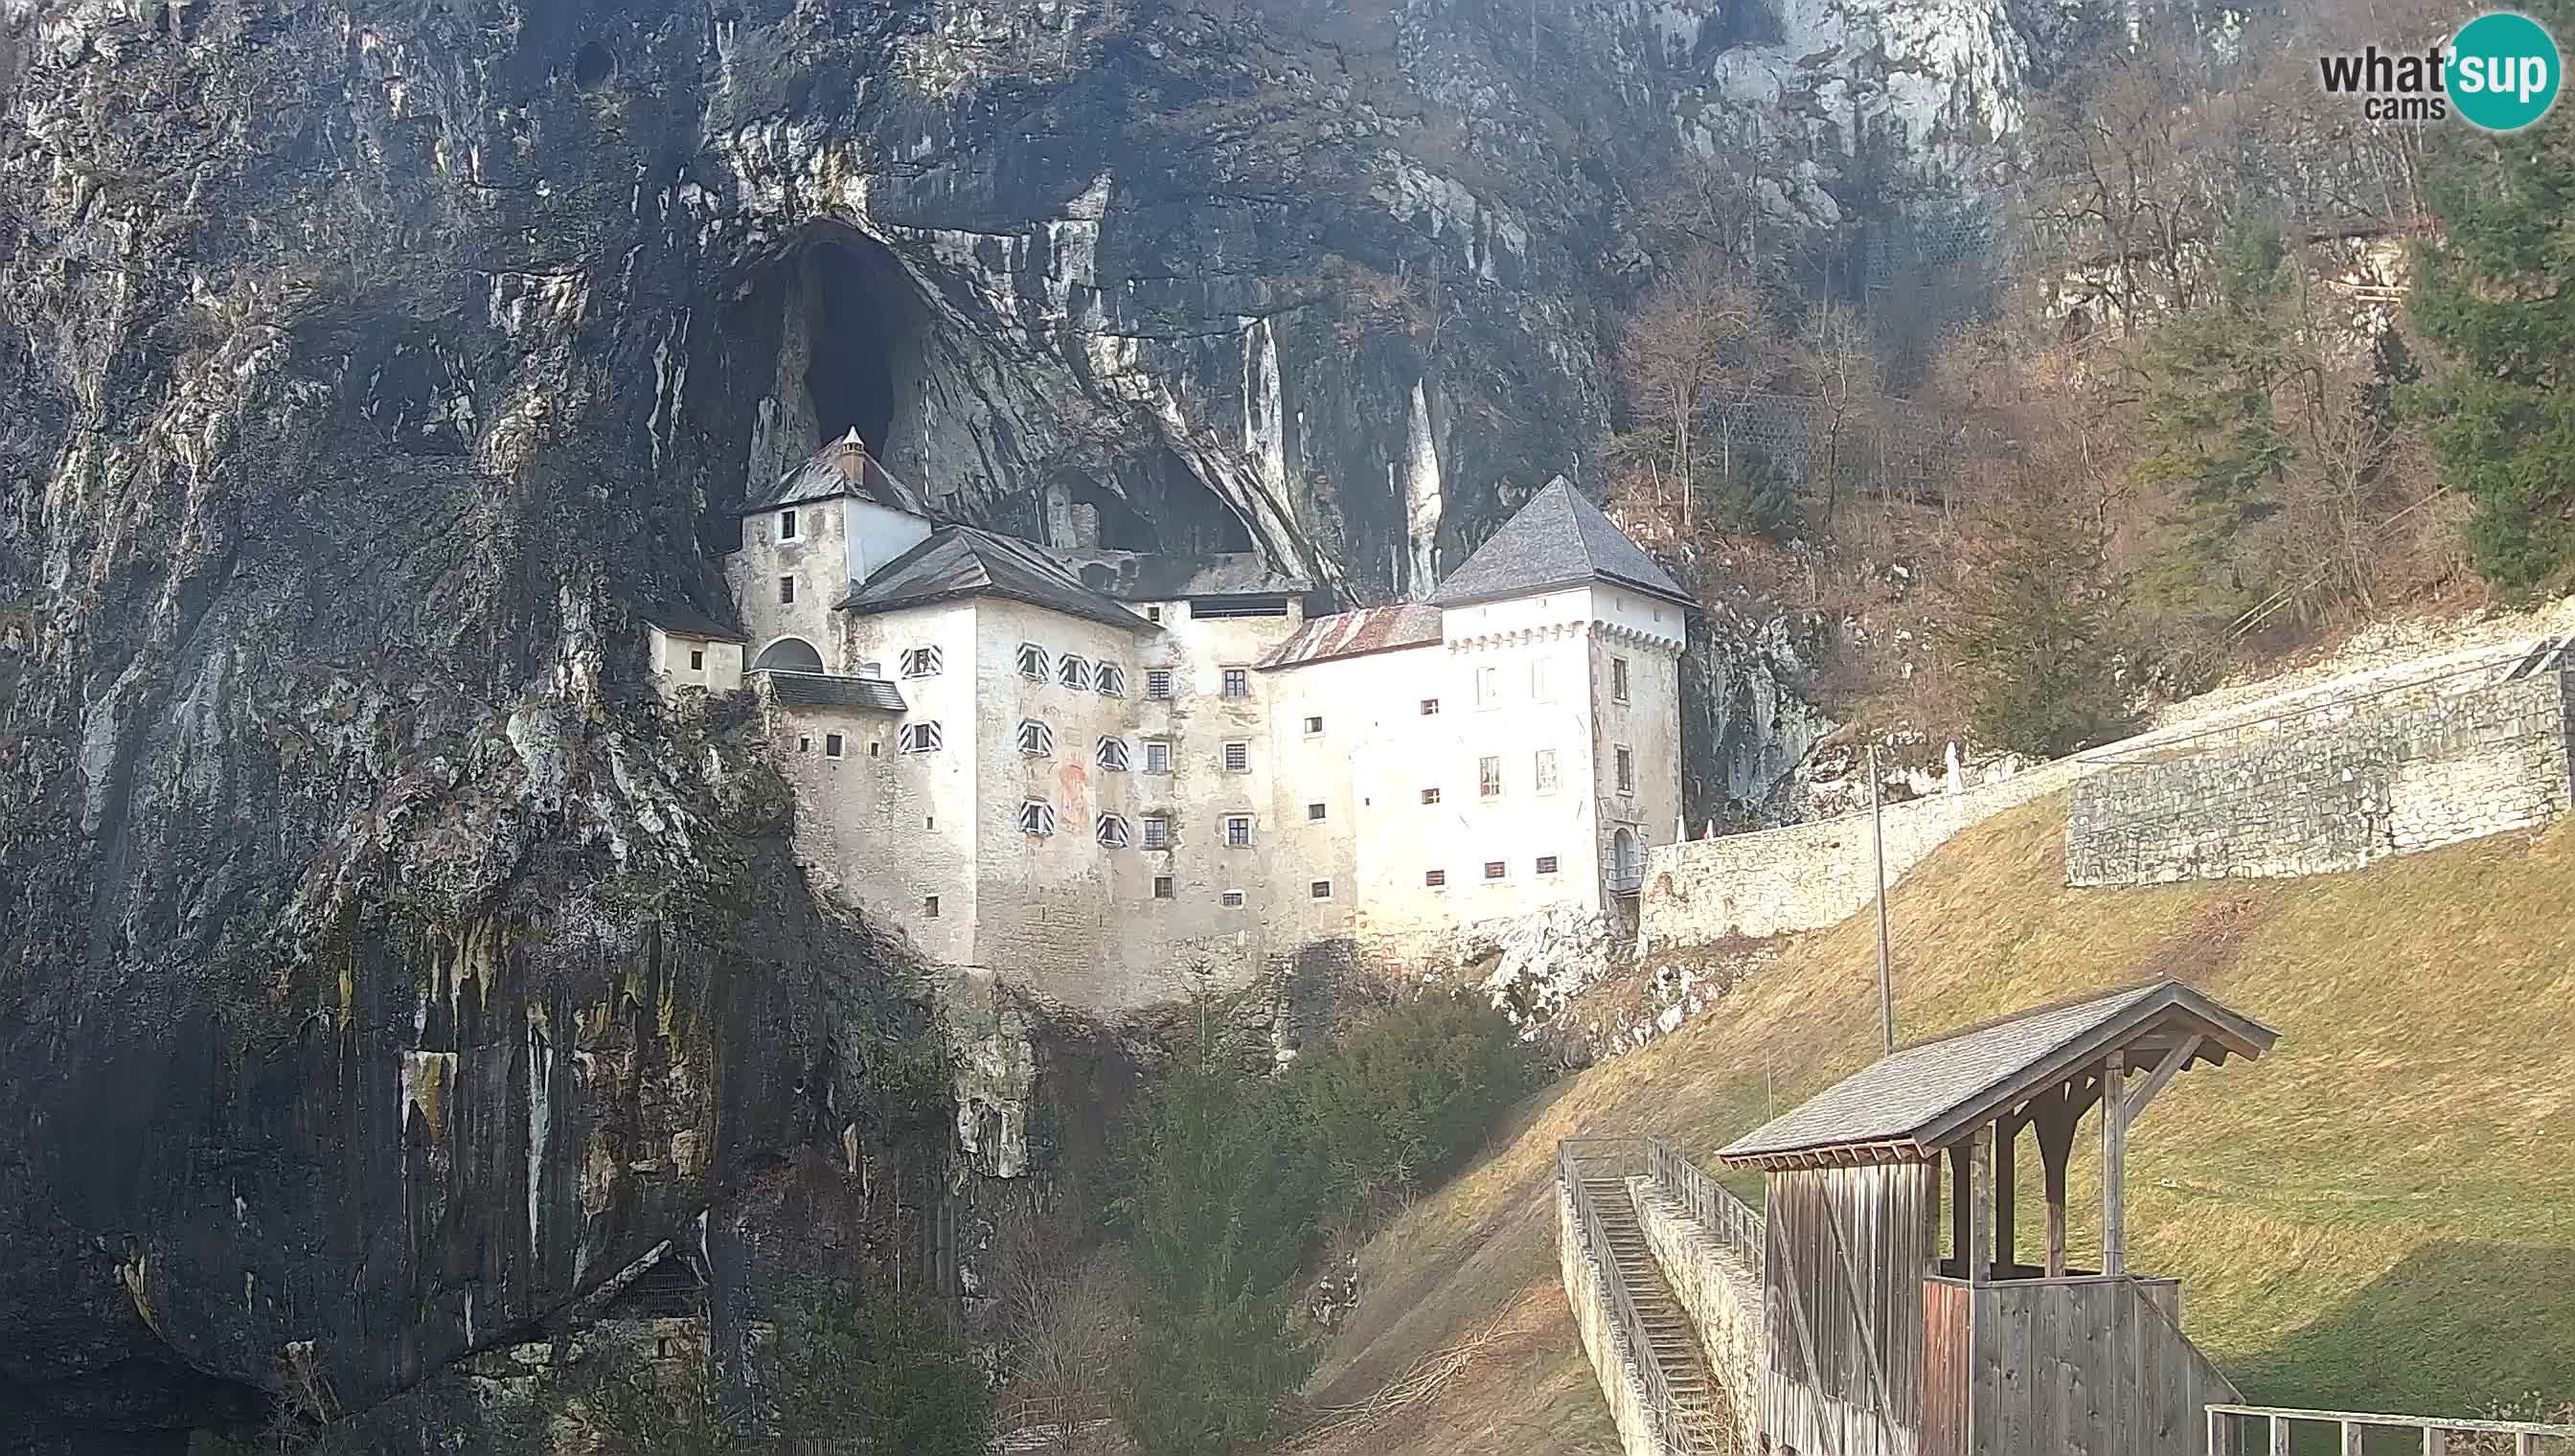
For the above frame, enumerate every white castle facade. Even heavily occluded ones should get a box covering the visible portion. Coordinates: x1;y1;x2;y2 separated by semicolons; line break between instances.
646;434;1688;1013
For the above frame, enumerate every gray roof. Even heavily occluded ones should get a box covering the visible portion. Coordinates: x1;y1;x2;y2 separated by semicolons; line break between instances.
1259;603;1445;670
838;528;1156;634
741;431;925;514
1717;979;2278;1168
756;671;907;713
1429;477;1694;610
640;599;746;642
1051;549;1311;602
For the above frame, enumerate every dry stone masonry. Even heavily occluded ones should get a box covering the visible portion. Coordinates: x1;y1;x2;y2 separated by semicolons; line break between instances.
2066;663;2574;887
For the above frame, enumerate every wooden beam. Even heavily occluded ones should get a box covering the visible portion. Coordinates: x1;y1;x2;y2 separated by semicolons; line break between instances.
2102;1052;2129;1278
1950;1141;1971;1268
1994;1115;2018;1272
1818;1194;1901;1445
2124;1033;2206;1124
1970;1122;1996;1286
2037;1102;2073;1280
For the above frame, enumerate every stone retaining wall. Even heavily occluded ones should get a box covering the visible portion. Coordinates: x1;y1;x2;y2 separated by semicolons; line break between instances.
1559;1181;1663;1456
1628;1178;1763;1456
2066;668;2574;886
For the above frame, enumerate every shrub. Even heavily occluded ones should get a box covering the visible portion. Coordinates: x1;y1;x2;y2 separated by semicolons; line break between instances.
1291;990;1546;1216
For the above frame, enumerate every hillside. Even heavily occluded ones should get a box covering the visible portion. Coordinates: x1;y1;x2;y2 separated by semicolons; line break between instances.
1297;795;2575;1453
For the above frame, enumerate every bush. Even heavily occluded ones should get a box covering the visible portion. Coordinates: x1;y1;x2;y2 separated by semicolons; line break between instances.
1290;990;1545;1216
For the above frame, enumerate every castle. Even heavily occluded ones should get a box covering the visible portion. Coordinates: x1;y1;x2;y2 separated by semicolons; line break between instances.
647;434;1688;1013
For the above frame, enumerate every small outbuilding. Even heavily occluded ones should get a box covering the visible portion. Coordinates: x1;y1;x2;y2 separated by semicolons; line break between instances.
1717;978;2279;1456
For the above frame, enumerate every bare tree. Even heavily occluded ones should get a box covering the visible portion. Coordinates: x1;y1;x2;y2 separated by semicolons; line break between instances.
1793;303;1881;522
1617;248;1772;532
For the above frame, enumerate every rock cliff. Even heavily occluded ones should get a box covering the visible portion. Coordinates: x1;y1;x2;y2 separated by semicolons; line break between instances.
0;0;2106;1445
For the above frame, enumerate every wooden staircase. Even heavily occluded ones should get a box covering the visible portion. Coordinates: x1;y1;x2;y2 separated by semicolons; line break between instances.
1584;1177;1734;1453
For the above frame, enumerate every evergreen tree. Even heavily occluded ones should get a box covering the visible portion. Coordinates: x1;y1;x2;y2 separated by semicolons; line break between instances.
1941;478;2130;758
2409;23;2575;594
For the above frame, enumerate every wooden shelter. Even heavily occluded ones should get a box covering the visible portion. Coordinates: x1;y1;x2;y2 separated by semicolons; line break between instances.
1716;979;2279;1456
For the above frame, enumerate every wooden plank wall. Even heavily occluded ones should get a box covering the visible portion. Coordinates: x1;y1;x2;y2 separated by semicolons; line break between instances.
1919;1279;1971;1456
1761;1164;1938;1456
1967;1277;2242;1456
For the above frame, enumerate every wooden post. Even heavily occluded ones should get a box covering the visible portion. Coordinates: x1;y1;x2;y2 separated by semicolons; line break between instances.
2038;1100;2073;1279
1950;1142;1972;1272
1969;1122;1996;1285
2102;1053;2129;1277
1994;1116;2018;1276
1871;745;1894;1055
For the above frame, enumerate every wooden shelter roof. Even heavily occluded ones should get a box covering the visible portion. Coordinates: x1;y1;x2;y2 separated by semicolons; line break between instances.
1716;979;2278;1171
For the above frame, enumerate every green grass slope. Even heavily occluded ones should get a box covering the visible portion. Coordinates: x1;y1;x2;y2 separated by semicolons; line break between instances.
1298;796;2575;1453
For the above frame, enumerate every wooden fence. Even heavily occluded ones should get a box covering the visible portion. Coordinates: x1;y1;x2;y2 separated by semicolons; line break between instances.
2207;1405;2575;1456
1921;1272;2239;1456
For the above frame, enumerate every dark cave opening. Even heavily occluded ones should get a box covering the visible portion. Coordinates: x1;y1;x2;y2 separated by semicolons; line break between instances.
1069;477;1159;551
1125;449;1254;555
571;41;616;91
803;234;923;461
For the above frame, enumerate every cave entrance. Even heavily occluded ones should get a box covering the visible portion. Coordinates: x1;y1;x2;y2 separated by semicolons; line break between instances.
802;232;924;459
1117;449;1255;555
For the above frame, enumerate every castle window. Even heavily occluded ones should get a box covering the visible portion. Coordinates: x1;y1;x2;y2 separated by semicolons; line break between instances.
1018;719;1056;757
898;721;943;754
1147;669;1174;699
1142;815;1170;850
690;649;704;671
1147;875;1173;899
1612;657;1630;703
1221;889;1245;908
1222;741;1249;773
797;736;811;753
1096;737;1131;771
1096;814;1131;848
1537;855;1561;876
1059;654;1093;691
1475;666;1499;707
1531;658;1555;702
923;896;940;918
1019;801;1057;836
1310;880;1333;899
1420;698;1440;716
1421;787;1441;805
1147;605;1164;623
1484;860;1507;879
1221;668;1249;698
1616;745;1635;794
1304;715;1324;736
1478;756;1502;799
779;509;799;541
1307;802;1327;822
1143;739;1173;775
1535;748;1560;795
778;576;796;605
1424;869;1447;888
1097;662;1127;697
1224;815;1253;847
900;647;943;678
825;734;844;758
1016;643;1050;680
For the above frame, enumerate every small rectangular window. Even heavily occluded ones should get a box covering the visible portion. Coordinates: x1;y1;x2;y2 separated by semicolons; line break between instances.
1420;698;1440;716
1223;741;1249;773
1537;855;1561;876
1475;665;1499;706
1096;814;1131;848
1531;658;1554;702
1616;745;1635;794
1306;802;1327;821
689;648;704;671
1421;787;1441;805
779;509;799;541
1535;748;1560;795
1147;605;1165;623
797;736;811;753
1612;657;1630;703
1310;880;1333;899
898;722;943;754
1424;869;1447;888
1221;668;1249;698
1016;643;1050;681
900;647;943;678
1059;655;1093;691
923;895;940;918
1019;800;1056;836
1096;737;1131;771
1224;815;1252;847
1221;889;1245;908
1018;719;1056;757
1144;739;1173;775
869;741;879;757
1304;715;1324;735
1142;815;1170;850
1097;663;1127;697
825;733;844;758
778;575;797;605
1152;875;1175;899
1147;669;1174;699
1479;756;1502;799
1484;860;1507;879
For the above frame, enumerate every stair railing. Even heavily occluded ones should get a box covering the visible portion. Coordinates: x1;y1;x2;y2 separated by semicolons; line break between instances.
1556;1139;1709;1455
1647;1135;1766;1272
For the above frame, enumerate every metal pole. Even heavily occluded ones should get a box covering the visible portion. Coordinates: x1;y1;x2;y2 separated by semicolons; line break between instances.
1871;744;1894;1054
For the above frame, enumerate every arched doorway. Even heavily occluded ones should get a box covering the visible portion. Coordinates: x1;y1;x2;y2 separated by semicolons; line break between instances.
1610;828;1642;891
753;636;825;672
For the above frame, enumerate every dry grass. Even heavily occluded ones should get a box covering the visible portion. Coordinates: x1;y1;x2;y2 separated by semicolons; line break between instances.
1290;796;2575;1452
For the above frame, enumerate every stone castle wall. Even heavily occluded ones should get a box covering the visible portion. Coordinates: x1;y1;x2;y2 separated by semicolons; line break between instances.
2065;669;2574;887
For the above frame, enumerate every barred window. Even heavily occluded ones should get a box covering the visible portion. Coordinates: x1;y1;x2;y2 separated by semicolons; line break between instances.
1484;860;1507;879
1143;739;1173;775
1152;875;1174;899
1535;748;1560;795
1221;668;1249;698
1223;741;1250;773
1018;719;1056;757
1479;756;1502;799
1142;815;1170;850
1016;643;1050;680
1146;668;1174;699
1224;815;1253;847
1019;801;1057;836
898;721;943;754
1096;737;1131;771
1220;890;1245;908
1537;855;1561;876
1424;869;1447;887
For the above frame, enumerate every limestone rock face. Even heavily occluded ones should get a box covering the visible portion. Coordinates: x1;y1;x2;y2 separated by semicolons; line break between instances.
0;0;2102;1445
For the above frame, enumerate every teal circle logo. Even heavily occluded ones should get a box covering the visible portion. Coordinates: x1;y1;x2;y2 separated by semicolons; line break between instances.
2447;11;2562;131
